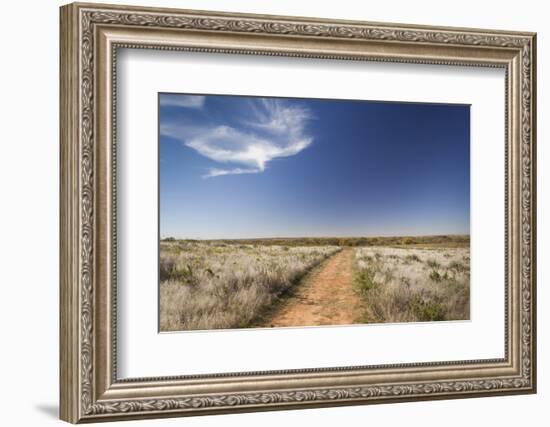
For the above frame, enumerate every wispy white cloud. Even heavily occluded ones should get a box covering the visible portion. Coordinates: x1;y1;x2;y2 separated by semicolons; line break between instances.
160;94;205;109
204;167;261;178
160;98;314;178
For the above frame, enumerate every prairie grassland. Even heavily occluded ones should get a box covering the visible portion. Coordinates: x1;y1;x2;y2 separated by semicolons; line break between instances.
173;234;470;248
159;241;339;331
354;247;470;323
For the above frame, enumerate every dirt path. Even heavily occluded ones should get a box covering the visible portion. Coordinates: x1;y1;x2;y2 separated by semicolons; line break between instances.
264;248;361;327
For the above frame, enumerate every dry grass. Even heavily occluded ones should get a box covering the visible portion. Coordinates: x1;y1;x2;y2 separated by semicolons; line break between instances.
161;234;469;248
159;241;339;331
353;247;470;323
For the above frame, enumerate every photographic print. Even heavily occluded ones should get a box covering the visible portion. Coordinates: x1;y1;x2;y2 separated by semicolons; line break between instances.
159;93;470;332
60;5;536;420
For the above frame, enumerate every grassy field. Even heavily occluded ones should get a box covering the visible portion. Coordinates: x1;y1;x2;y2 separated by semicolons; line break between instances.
159;236;470;331
162;234;469;248
353;247;470;323
159;241;339;331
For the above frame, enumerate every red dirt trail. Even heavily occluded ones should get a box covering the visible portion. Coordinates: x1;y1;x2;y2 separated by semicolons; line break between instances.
265;248;361;327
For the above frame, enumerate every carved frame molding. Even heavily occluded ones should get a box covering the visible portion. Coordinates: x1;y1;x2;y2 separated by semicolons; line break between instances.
60;2;536;423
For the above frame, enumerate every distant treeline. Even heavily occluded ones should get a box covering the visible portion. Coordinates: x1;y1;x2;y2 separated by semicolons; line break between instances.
161;235;470;248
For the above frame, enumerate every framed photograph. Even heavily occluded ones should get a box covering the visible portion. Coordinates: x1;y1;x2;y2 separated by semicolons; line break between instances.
60;2;537;423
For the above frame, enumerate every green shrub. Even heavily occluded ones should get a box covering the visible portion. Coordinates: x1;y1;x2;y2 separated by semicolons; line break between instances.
409;295;445;321
426;259;440;268
449;261;467;273
355;269;378;294
429;270;442;282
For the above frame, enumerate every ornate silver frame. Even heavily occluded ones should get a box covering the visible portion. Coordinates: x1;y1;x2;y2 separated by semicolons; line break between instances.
60;2;537;423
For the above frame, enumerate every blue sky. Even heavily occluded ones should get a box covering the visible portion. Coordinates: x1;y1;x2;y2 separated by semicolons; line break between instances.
159;93;470;239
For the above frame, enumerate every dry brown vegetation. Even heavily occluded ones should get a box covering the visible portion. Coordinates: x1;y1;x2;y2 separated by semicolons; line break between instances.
159;237;470;331
159;241;339;331
353;247;470;323
162;234;469;248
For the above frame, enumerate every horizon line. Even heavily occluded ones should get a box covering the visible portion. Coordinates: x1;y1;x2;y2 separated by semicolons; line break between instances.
160;233;470;241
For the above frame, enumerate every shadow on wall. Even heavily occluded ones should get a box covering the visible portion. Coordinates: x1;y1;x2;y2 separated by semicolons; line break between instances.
35;404;58;419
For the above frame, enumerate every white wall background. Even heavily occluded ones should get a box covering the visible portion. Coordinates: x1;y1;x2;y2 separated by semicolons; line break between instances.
0;0;545;425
